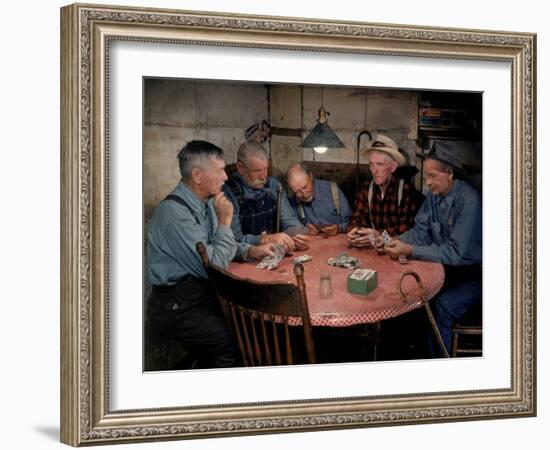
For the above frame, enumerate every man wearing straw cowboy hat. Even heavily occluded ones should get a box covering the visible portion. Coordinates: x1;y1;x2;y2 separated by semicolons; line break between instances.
347;133;422;248
385;141;482;357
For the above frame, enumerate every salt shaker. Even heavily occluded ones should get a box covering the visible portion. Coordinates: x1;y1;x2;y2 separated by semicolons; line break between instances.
319;273;333;299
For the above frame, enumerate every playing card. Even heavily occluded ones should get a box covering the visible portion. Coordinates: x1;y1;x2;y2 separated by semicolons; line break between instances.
293;255;312;264
350;268;376;281
327;253;360;269
368;234;377;247
382;230;391;246
257;243;286;270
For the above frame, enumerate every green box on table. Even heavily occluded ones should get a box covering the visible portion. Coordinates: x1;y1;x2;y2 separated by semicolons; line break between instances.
347;268;377;296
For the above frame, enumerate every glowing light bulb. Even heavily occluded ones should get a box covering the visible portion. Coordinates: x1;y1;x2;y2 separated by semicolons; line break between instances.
314;146;328;154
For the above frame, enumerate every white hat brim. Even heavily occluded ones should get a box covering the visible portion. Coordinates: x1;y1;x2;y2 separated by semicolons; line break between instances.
366;146;407;167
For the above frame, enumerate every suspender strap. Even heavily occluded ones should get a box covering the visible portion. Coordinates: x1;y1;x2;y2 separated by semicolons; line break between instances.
367;181;375;229
297;202;306;223
296;181;340;225
397;179;404;208
367;180;374;209
225;177;242;203
275;185;283;233
164;194;201;225
330;181;340;215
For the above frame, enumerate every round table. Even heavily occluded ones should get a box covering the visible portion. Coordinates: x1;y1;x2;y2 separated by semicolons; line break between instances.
228;234;444;327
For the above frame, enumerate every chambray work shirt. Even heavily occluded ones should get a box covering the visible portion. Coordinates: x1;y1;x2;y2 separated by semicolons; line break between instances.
146;182;237;285
399;180;482;266
223;173;301;245
289;179;352;231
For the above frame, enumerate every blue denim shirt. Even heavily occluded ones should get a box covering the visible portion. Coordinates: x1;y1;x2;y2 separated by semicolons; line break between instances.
222;173;301;245
146;181;237;285
289;179;352;231
399;180;482;266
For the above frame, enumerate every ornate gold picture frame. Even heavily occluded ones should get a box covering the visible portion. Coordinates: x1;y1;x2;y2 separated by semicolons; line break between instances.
60;3;536;446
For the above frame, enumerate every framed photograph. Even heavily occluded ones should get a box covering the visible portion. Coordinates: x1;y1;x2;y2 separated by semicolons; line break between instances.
60;3;536;446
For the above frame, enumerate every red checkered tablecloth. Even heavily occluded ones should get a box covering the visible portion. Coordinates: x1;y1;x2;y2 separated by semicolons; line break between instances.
228;234;444;327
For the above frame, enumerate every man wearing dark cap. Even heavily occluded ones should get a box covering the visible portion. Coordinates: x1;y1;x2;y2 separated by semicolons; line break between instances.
385;141;482;358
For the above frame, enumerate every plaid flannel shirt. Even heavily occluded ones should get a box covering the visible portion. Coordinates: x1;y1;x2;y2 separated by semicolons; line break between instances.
348;176;420;235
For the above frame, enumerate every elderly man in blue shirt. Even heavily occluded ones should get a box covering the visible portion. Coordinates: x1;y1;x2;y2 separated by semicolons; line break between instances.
286;163;352;236
147;140;274;369
385;142;482;357
223;141;310;252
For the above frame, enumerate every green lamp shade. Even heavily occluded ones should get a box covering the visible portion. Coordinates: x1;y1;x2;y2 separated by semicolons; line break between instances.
300;122;345;148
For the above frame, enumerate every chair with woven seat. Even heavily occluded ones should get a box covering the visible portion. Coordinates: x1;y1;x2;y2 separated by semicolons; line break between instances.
196;242;316;366
451;305;482;357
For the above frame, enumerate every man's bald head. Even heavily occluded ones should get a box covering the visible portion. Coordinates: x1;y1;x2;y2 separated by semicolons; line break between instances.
286;163;314;203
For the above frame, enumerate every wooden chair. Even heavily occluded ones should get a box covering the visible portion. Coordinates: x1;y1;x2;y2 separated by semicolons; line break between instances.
196;242;316;366
397;271;450;358
451;305;482;357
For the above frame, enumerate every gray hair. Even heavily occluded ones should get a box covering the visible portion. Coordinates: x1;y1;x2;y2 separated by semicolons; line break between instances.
427;157;463;179
237;141;269;166
177;140;224;180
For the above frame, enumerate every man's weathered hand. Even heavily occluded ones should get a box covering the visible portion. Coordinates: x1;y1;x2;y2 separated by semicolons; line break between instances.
320;224;338;236
261;232;296;252
248;243;276;260
306;223;320;236
213;192;234;227
385;239;413;259
347;227;379;248
293;234;310;251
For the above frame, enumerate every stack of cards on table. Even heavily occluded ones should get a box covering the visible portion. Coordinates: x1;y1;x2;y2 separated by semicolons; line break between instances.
293;255;312;264
257;243;286;270
347;268;378;296
327;253;360;269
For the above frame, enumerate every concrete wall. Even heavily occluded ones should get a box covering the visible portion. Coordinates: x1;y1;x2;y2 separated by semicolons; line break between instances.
144;79;423;218
295;86;418;166
143;78;269;218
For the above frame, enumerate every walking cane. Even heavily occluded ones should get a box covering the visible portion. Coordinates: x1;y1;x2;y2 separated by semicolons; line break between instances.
398;271;450;358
